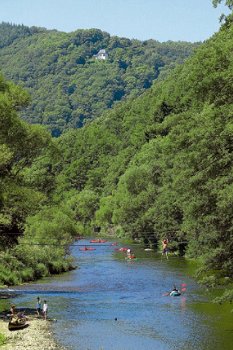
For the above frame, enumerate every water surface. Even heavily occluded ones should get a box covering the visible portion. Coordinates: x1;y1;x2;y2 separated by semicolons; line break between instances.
5;239;233;350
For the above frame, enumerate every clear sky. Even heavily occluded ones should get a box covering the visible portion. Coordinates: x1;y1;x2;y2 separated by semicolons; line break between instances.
0;0;230;42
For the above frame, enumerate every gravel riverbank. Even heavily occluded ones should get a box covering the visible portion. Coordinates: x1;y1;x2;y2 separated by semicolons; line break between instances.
0;319;66;350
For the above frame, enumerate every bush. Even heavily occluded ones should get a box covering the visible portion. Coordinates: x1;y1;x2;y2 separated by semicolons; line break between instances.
48;260;65;274
0;333;6;346
35;263;48;278
0;269;20;286
21;267;35;281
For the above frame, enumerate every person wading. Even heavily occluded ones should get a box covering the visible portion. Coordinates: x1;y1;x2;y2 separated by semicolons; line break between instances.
36;296;42;316
42;300;48;320
161;238;169;259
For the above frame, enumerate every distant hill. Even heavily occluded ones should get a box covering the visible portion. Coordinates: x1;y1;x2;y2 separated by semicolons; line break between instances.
0;22;199;135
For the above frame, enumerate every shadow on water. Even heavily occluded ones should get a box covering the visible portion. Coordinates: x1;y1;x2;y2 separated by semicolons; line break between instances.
1;239;233;350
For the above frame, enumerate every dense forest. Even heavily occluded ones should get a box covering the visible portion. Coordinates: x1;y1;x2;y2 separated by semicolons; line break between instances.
0;22;199;136
0;1;233;305
0;75;77;284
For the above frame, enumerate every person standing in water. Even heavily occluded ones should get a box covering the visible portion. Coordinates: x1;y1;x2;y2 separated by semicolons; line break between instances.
36;297;42;316
42;300;48;320
126;248;136;259
162;238;169;259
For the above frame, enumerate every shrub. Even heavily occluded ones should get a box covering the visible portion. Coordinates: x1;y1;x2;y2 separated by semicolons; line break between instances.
21;267;35;281
0;333;6;346
35;263;48;278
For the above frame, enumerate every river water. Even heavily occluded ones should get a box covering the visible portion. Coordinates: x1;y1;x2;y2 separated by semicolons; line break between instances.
5;239;233;350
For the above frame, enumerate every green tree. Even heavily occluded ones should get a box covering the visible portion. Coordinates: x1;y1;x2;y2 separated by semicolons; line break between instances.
0;23;199;135
0;74;51;237
212;0;233;10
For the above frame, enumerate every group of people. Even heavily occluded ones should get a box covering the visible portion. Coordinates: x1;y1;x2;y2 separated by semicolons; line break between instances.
9;304;26;320
8;238;174;320
36;297;48;319
125;238;169;260
9;298;48;321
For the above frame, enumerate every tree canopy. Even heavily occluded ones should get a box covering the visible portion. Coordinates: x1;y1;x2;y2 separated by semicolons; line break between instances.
0;74;75;284
45;13;233;300
212;0;233;9
0;23;199;136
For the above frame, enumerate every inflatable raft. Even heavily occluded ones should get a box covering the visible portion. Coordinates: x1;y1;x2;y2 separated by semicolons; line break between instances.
170;290;181;297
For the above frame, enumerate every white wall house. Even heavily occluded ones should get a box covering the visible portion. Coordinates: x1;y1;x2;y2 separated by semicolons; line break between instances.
94;49;108;60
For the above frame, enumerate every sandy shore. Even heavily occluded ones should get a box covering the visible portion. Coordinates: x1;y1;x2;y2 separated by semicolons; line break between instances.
0;318;67;350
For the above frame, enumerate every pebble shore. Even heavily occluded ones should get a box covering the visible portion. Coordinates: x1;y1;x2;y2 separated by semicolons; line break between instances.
0;319;66;350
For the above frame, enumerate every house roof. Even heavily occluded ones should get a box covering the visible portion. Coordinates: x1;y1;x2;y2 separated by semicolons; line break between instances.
98;49;107;54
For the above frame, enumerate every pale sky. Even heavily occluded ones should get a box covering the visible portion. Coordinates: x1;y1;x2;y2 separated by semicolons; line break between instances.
0;0;230;42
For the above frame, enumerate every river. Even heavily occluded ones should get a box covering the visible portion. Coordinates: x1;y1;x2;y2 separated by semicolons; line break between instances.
3;239;233;350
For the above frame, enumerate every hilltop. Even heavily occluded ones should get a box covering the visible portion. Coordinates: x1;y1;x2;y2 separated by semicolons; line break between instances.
0;22;199;135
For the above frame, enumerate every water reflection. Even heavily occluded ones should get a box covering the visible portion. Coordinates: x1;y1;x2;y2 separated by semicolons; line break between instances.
180;296;187;312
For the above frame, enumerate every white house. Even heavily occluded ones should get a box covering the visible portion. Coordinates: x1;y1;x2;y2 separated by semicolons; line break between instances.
94;49;108;60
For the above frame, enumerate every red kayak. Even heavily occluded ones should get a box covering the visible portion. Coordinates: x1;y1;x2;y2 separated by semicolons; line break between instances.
90;239;107;243
127;255;137;259
79;247;96;251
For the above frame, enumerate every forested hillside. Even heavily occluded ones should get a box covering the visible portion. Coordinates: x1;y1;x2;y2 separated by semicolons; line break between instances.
0;4;233;304
46;11;232;299
0;75;76;285
0;22;198;135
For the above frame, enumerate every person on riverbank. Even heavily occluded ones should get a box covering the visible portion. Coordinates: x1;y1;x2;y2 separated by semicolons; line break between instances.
161;238;169;259
42;300;48;320
36;297;42;316
17;310;28;321
9;304;16;319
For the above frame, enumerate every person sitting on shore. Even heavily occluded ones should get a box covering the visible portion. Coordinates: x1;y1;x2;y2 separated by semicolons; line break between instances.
17;310;28;321
10;304;15;315
9;304;16;320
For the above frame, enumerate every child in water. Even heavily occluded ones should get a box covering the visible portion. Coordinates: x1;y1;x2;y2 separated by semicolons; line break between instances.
36;297;42;316
42;300;48;320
